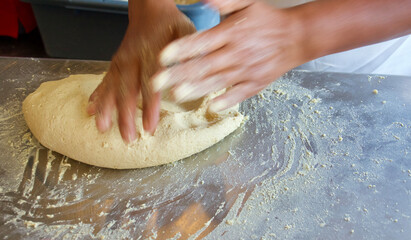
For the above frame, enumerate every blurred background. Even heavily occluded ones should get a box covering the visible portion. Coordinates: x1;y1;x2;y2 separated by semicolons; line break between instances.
3;0;409;76
0;0;304;60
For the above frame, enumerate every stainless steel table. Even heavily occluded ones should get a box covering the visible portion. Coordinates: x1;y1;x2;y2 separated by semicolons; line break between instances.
0;57;410;239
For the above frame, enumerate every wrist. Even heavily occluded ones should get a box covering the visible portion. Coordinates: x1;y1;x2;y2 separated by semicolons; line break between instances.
284;3;325;63
275;6;311;67
129;0;179;22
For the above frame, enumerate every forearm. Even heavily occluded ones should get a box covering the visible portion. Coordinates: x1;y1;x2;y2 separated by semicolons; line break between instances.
289;0;411;62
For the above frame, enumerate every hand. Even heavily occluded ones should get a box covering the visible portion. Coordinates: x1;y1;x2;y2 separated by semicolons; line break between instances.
152;0;306;112
87;1;196;142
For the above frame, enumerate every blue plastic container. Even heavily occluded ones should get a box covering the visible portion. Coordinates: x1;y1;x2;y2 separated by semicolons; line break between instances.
177;2;220;31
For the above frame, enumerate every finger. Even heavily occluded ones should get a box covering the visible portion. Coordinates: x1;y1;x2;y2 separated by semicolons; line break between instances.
174;14;197;38
206;0;255;15
116;81;138;143
95;92;115;133
93;75;116;132
142;90;161;135
87;102;97;116
159;26;228;67
88;84;99;103
87;82;104;115
171;67;243;102
87;98;97;115
106;58;140;143
208;81;258;112
153;45;237;92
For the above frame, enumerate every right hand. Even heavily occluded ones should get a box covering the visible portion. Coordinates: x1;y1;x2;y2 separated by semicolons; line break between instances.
87;1;196;142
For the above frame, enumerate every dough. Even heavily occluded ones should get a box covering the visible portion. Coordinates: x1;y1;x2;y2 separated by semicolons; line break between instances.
22;74;243;169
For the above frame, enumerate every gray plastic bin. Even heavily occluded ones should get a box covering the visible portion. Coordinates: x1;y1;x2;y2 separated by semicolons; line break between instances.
24;0;219;60
23;0;129;60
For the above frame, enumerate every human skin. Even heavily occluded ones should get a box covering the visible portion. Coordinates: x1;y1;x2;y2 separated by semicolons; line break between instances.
89;0;411;142
153;0;411;113
87;0;196;142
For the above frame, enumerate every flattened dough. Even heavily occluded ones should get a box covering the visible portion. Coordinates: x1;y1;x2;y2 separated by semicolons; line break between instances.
22;74;243;169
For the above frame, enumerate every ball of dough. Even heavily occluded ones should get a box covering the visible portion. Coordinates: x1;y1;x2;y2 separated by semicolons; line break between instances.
22;74;244;169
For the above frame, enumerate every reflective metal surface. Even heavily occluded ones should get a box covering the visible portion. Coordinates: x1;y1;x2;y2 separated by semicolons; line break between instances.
0;57;410;239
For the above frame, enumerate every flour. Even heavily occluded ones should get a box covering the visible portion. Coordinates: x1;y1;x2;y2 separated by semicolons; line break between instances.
1;72;410;239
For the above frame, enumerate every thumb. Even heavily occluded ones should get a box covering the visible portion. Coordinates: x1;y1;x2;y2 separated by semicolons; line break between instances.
175;15;197;39
206;0;255;15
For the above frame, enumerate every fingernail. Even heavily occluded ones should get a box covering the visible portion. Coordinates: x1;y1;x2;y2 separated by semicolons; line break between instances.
148;128;155;136
142;117;154;136
153;70;170;92
160;43;179;66
102;116;111;130
209;100;227;113
97;115;110;132
86;102;95;115
126;130;136;143
174;83;195;102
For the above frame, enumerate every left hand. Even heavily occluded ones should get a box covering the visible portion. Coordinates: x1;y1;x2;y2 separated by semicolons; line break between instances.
152;0;306;112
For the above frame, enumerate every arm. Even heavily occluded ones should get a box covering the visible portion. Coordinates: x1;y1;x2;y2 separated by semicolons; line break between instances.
295;0;411;62
152;0;411;112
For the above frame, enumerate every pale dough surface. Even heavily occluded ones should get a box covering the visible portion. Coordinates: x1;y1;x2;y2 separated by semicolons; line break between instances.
22;74;244;169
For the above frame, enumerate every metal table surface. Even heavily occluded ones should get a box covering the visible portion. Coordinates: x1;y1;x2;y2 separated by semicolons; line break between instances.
0;57;410;239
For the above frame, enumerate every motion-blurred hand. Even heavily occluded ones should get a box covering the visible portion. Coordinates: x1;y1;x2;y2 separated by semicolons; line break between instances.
87;1;196;142
153;0;305;112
